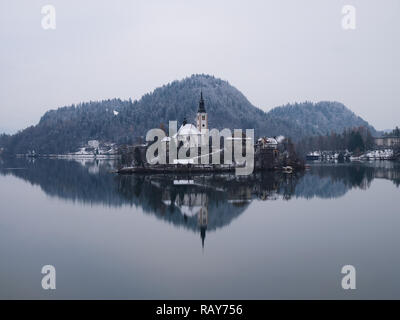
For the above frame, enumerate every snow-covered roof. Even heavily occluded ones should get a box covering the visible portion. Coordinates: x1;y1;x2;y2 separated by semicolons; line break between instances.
173;180;194;185
161;136;171;142
227;137;252;140
177;124;202;136
173;158;195;165
266;138;278;145
258;137;278;145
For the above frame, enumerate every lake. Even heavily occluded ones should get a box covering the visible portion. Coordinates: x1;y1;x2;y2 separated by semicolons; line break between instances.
0;157;400;299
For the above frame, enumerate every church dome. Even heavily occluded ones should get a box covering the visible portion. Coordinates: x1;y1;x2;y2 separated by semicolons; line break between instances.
177;124;202;136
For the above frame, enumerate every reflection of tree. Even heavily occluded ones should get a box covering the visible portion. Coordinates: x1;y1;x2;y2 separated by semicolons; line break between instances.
294;163;400;199
296;164;374;199
0;157;123;206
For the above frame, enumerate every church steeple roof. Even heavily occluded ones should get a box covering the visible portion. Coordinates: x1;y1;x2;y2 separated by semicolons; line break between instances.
198;91;206;113
200;226;206;249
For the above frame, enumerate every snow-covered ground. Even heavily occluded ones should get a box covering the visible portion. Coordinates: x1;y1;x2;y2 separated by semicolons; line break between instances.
361;149;394;160
307;149;396;162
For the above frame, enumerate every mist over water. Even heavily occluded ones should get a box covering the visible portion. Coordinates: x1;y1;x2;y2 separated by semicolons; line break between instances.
0;158;399;299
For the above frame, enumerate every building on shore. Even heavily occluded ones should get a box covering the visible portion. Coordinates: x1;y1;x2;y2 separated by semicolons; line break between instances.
374;136;400;148
88;140;100;149
254;137;279;170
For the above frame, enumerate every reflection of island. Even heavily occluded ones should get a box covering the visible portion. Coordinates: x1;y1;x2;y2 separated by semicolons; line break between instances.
296;162;400;199
115;174;256;247
1;158;399;247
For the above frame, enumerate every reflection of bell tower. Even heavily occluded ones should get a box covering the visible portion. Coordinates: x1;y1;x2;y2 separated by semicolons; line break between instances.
197;193;208;249
196;91;208;133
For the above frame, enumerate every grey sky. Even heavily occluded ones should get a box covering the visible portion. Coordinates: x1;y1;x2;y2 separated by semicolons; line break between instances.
0;0;399;133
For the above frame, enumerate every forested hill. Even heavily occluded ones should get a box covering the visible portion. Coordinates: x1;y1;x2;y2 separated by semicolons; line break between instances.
268;101;376;137
1;74;377;155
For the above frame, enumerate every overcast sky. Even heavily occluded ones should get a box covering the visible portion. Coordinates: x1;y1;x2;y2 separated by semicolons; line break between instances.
0;0;399;133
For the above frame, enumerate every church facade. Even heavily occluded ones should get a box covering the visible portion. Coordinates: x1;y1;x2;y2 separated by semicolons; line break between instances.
172;91;208;149
196;91;208;133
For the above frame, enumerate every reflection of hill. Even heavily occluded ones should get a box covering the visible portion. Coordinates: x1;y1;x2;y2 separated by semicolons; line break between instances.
0;158;123;206
1;158;399;239
294;175;349;199
294;163;400;199
294;165;371;199
300;164;391;199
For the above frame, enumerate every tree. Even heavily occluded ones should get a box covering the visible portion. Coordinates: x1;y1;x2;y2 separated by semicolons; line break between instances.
134;147;144;167
348;131;365;153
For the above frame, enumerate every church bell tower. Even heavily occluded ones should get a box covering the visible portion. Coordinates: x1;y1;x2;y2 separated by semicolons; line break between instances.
196;91;208;133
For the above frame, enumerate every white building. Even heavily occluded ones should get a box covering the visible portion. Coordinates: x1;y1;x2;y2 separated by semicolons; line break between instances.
173;121;203;148
374;136;400;147
88;140;99;149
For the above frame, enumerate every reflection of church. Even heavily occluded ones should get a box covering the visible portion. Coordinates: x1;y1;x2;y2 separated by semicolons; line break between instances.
198;196;208;249
157;173;282;248
156;172;290;248
162;185;209;248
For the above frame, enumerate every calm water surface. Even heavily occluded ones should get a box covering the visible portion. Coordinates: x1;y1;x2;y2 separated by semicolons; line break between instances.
0;158;400;299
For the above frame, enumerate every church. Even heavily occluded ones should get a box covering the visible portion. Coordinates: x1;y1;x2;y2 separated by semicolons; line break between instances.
166;91;208;149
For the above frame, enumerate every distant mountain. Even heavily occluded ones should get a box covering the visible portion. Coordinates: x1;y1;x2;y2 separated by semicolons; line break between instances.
2;74;377;155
